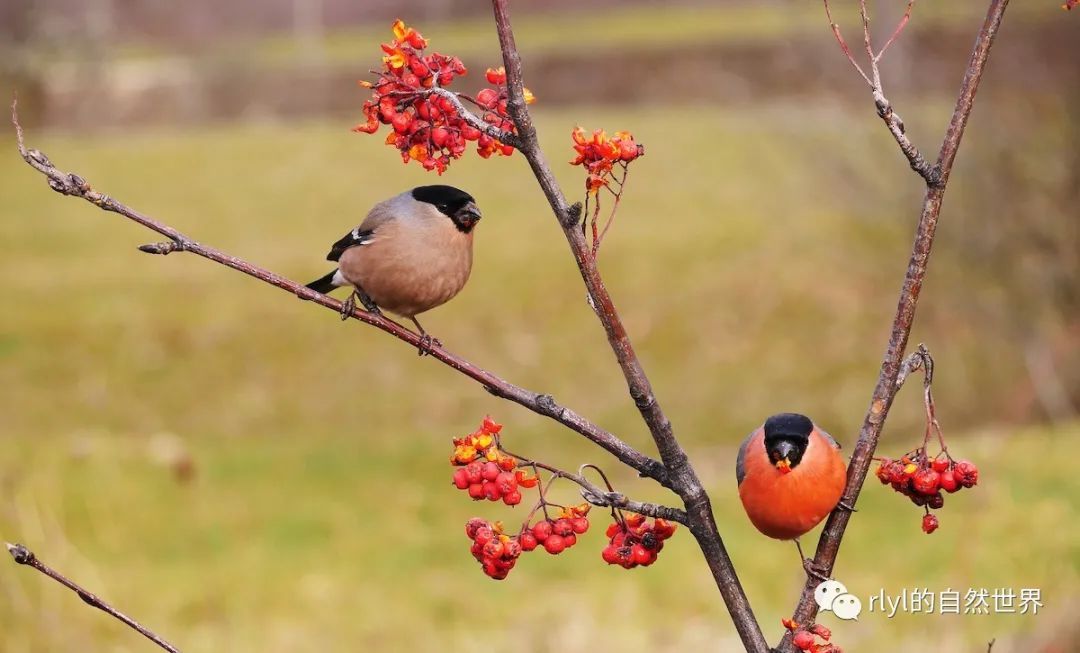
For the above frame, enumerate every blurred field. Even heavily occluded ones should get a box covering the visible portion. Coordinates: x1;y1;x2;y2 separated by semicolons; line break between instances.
0;96;1076;652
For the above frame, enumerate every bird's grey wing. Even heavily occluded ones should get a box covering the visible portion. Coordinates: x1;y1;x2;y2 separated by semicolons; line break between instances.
325;200;402;261
817;427;842;450
735;430;755;486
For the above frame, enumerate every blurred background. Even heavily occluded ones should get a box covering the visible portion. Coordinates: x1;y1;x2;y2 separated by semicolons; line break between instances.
0;1;1076;651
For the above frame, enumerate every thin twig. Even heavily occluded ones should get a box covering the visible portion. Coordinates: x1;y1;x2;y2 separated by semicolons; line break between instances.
489;2;767;651
9;99;666;487
6;543;180;653
778;1;1011;649
822;0;936;183
876;0;917;62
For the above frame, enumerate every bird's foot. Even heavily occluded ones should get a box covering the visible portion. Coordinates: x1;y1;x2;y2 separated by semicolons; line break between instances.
416;333;441;357
802;558;831;583
356;289;381;314
339;293;356;321
837;499;857;513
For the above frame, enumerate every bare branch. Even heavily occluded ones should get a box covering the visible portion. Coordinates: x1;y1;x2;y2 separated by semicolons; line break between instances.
7;543;181;653
489;2;767;651
10;99;666;486
823;0;937;183
778;1;1011;649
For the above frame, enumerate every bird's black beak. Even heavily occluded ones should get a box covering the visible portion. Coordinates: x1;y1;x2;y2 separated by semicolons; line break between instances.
768;439;799;474
457;201;482;228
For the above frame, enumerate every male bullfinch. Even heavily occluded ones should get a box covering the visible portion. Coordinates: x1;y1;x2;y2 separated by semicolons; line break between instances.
736;413;848;578
305;185;481;352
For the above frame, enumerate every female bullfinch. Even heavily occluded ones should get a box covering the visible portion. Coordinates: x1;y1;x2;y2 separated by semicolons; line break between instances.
306;185;481;353
736;413;848;575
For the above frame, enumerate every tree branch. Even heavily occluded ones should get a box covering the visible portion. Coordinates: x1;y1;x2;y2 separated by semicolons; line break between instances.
823;0;937;183
6;543;181;653
778;1;1010;649
489;2;767;651
9;99;666;487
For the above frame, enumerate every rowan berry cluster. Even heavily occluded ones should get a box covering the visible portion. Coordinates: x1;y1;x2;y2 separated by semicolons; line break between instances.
600;512;676;568
570;127;644;193
465;518;523;580
783;619;842;653
875;452;979;534
520;505;591;555
450;416;538;506
352;20;534;173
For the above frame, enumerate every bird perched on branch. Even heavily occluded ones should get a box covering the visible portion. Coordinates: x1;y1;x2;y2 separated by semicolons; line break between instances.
305;185;482;353
736;413;849;579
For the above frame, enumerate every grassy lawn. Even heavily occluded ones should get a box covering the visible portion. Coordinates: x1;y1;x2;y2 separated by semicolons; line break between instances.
0;104;1075;651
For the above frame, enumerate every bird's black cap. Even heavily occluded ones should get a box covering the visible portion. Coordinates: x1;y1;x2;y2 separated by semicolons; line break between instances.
763;413;814;442
412;185;475;215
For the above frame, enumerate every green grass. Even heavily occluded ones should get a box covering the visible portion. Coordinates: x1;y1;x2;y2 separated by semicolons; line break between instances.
0;103;1076;651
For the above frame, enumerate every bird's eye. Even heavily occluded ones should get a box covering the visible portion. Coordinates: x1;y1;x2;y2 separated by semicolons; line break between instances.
437;203;449;212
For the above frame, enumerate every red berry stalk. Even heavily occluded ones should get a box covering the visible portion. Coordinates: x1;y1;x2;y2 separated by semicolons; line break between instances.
875;346;979;533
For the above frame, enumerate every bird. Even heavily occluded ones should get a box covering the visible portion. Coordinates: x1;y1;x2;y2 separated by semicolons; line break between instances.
736;412;849;579
305;185;482;353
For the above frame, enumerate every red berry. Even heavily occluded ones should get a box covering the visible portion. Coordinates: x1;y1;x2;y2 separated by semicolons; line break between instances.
605;522;621;538
931;458;949;473
875;459;892;484
912;468;940;495
452;468;470;489
922;513;939;534
939;469;960;493
465;518;487;540
495;471;517;495
465;462;483;484
563;533;577;548
483;539;504;558
652;519;676;539
431;126;449;148
532;521;552;542
482;481;502;501
503;538;522;559
571;517;590;534
954;460;979;488
810;623;832;640
474;527;494;545
927;492;944;510
461;125;481;141
553;518;574;537
543;534;566;554
502;490;522;506
601;545;620;564
792;630;816;650
631;544;653;565
476;88;499;109
391;112;413;134
520;532;538;551
481;462;500;481
467;483;485;500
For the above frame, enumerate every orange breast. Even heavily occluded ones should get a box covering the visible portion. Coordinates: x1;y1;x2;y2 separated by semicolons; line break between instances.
738;429;847;540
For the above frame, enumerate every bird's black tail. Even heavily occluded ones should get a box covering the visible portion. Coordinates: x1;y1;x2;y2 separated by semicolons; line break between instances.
305;270;339;294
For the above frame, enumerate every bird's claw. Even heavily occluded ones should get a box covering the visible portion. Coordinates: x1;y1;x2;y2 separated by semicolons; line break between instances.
802;558;831;583
416;333;441;357
340;294;356;321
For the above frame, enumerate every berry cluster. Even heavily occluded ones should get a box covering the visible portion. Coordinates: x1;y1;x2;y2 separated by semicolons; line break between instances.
783;619;841;653
353;20;534;173
465;518;523;580
570;127;644;193
520;505;591;556
875;453;979;534
450;416;538;506
600;513;676;569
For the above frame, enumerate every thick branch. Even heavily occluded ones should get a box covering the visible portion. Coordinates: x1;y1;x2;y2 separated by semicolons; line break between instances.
778;1;1009;648
489;2;767;651
7;543;180;653
10;101;666;486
